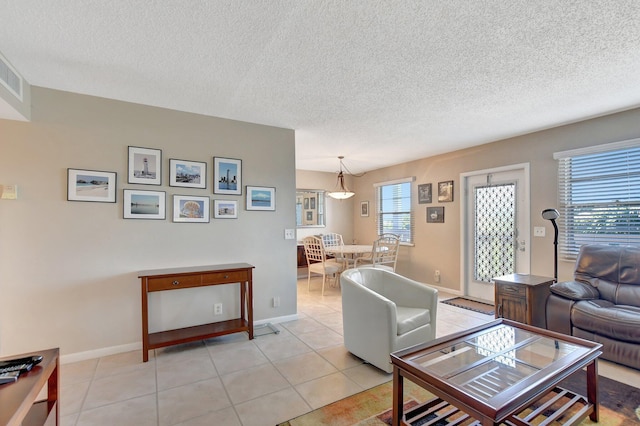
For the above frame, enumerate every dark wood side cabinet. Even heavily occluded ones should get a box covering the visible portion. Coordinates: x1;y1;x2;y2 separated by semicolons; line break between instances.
0;348;59;426
297;244;307;268
139;263;254;362
493;274;554;328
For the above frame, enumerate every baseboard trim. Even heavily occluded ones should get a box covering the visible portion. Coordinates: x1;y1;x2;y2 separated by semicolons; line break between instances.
60;314;300;364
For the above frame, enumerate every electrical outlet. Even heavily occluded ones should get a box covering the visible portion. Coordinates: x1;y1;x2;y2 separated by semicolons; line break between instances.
534;226;546;237
434;270;441;283
214;303;223;315
272;296;280;307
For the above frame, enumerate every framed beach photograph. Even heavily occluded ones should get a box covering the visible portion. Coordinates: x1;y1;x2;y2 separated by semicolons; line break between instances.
418;183;432;204
361;201;369;217
128;146;161;185
169;159;206;189
427;206;445;223
213;199;238;219
123;189;166;219
438;180;454;202
246;186;275;211
214;157;242;195
67;168;117;203
172;195;210;223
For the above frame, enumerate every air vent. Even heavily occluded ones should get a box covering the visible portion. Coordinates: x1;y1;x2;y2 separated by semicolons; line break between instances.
0;52;23;101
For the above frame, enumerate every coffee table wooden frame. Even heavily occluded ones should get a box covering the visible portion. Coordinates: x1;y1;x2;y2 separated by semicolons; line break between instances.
391;319;602;426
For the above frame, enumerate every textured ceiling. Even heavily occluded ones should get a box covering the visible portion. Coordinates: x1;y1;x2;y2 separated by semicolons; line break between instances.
2;1;640;173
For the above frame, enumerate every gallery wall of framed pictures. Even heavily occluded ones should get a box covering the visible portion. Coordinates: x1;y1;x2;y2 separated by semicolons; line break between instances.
418;179;454;224
67;146;276;222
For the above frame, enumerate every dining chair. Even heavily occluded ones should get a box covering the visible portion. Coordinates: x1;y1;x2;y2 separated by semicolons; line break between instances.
302;236;343;295
354;233;401;271
321;233;349;269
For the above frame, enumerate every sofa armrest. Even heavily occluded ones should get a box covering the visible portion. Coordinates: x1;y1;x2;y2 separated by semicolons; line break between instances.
550;280;600;301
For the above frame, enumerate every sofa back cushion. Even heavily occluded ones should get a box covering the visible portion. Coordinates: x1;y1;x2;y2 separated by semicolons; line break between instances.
574;245;640;307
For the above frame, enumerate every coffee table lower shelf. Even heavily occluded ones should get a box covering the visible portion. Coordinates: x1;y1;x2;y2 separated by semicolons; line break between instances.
402;386;593;426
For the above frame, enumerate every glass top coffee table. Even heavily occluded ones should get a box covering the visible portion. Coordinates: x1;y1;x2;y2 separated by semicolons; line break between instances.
390;319;602;426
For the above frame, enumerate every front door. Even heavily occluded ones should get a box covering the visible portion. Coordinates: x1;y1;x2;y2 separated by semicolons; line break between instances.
462;165;530;303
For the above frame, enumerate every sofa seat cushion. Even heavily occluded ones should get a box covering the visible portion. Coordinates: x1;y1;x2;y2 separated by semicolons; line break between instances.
572;300;640;343
396;306;431;336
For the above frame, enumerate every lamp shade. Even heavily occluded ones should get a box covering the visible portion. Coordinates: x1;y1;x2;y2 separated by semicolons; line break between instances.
327;171;355;199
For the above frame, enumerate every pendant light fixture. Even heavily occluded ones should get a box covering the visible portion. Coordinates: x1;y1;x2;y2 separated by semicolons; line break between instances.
327;156;355;200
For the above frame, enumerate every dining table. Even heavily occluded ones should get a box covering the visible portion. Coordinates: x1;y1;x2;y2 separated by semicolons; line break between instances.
324;244;373;269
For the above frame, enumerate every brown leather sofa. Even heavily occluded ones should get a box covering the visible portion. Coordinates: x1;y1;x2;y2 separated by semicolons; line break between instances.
546;245;640;369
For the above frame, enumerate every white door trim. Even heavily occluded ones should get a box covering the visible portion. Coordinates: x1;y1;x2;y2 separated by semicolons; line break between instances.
459;163;531;296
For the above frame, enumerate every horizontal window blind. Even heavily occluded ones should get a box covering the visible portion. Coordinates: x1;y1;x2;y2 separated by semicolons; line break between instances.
556;142;640;259
376;178;414;243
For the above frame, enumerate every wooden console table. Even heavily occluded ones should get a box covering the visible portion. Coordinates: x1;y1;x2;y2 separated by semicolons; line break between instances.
0;348;59;426
139;263;254;362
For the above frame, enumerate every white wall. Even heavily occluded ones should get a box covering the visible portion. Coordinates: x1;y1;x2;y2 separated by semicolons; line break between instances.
0;88;297;359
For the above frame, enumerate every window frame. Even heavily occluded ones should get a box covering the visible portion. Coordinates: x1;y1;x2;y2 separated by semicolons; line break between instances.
374;177;415;244
554;138;640;260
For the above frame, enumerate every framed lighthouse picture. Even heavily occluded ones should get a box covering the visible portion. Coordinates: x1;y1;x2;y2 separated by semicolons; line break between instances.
128;146;162;185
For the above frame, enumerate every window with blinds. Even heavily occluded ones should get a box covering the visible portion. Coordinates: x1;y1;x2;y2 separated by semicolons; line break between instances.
555;139;640;260
375;177;414;243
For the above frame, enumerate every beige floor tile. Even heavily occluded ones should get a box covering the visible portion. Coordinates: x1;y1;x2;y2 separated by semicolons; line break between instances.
93;350;154;379
316;345;364;370
61;358;98;385
234;387;312;426
273;351;338;385
156;353;218;391
295;371;363;409
342;363;391;388
174;406;242;426
76;394;157;426
208;340;269;375
60;379;90;416
296;327;343;350
280;316;326;334
253;333;312;361
83;366;156;410
157;377;231;426
220;363;290;404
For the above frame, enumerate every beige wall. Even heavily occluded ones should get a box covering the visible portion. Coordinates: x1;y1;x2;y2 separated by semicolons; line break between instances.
0;88;297;358
295;170;354;242
352;108;640;292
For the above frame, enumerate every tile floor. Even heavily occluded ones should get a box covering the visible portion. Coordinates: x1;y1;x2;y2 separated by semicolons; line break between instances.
59;277;640;426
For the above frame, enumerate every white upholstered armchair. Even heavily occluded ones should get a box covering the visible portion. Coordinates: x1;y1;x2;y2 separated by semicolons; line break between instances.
340;268;438;373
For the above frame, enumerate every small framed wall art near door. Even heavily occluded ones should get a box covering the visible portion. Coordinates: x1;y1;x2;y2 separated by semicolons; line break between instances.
427;206;445;223
213;199;238;219
67;168;117;203
361;201;369;217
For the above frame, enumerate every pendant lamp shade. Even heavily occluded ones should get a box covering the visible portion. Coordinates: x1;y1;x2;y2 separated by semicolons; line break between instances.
327;157;355;200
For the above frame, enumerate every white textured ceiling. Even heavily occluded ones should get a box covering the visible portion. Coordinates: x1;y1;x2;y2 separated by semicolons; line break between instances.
2;1;640;173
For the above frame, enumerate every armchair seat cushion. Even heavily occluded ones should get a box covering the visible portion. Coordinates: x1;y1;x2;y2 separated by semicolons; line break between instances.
572;300;640;343
396;306;431;336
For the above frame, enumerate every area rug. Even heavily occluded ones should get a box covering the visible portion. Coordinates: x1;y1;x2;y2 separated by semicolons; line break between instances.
441;297;495;315
278;371;639;425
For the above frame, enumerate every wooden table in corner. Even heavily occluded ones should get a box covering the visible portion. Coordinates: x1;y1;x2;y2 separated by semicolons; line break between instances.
138;263;254;362
0;348;59;426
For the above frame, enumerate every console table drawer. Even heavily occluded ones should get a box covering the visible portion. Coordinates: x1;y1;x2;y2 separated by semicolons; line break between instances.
147;275;202;291
497;283;526;296
202;270;248;284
